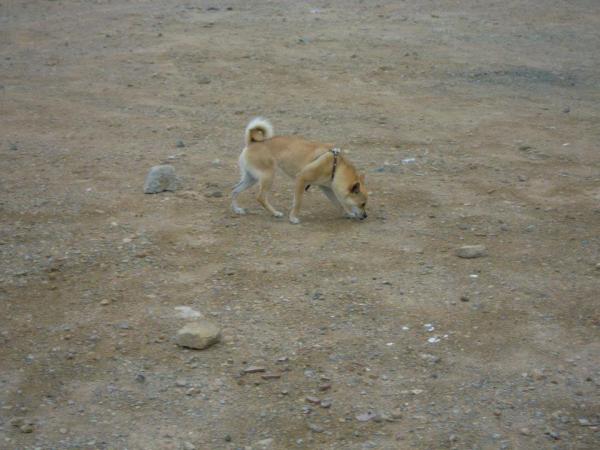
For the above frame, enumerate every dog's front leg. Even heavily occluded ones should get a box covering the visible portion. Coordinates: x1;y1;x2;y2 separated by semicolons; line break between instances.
289;176;308;224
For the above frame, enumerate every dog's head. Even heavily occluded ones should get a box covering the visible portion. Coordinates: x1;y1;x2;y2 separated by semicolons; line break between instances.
342;174;368;220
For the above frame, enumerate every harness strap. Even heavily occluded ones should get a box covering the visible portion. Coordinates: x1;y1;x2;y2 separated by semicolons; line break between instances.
305;147;341;191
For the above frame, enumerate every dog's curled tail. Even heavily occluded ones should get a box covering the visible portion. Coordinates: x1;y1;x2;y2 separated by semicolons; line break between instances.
245;117;273;146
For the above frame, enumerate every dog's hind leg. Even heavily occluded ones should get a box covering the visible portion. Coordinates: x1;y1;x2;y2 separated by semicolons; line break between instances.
256;171;283;218
231;171;257;214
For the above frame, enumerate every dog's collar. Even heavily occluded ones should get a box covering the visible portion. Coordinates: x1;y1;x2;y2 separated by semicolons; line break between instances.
330;147;341;180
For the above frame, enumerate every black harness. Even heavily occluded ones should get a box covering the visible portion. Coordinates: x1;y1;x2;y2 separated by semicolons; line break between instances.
305;147;341;191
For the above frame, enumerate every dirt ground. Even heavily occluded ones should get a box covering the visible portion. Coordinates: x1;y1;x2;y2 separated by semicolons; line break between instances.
1;1;599;449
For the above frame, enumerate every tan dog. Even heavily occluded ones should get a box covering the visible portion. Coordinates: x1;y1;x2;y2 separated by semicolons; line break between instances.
231;118;368;224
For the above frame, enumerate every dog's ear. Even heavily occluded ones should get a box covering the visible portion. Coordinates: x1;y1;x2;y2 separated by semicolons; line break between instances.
350;182;361;194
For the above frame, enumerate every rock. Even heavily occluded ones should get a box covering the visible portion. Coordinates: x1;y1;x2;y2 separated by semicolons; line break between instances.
243;366;266;374
307;423;324;433
261;373;281;380
391;409;403;419
255;438;273;448
135;373;146;383
519;427;532;436
420;353;441;364
531;368;546;380
320;399;332;408
175;320;221;350
319;383;331;391
305;396;320;404
176;140;185;148
143;165;180;194
20;423;34;433
100;299;111;306
455;245;488;259
356;411;378;422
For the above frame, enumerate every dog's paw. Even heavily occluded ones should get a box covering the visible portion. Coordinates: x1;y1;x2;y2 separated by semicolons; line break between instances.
273;211;284;218
289;216;301;224
233;206;246;215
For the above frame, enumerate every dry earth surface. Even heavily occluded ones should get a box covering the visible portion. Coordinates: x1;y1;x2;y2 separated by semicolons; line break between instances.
1;1;599;449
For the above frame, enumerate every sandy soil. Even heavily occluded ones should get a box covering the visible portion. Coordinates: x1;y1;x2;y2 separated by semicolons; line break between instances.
1;1;599;449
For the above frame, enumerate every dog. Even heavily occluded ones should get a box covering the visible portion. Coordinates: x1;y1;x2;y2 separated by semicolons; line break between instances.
231;117;368;224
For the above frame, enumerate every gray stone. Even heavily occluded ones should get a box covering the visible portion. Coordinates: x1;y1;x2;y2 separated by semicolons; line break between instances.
176;320;221;350
307;423;324;433
455;245;488;259
143;165;180;194
255;438;273;448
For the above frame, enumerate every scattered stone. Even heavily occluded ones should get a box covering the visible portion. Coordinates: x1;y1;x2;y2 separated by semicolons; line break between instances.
546;430;560;440
519;427;532;436
306;396;320;404
277;356;289;363
9;143;18;151
175;320;221;350
20;423;34;433
356;411;378;422
12;418;34;434
578;418;591;426
176;140;185;148
211;158;222;167
135;373;146;383
531;368;546;380
563;106;570;113
183;442;196;450
518;175;528;182
304;369;316;378
391;409;403;419
196;75;211;84
456;245;488;259
255;438;273;448
205;190;223;198
319;383;331;391
243;366;266;374
460;295;470;302
143;165;181;194
320;399;332;408
307;423;324;433
100;299;111;306
420;353;441;364
175;379;188;387
261;373;281;380
525;225;535;232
